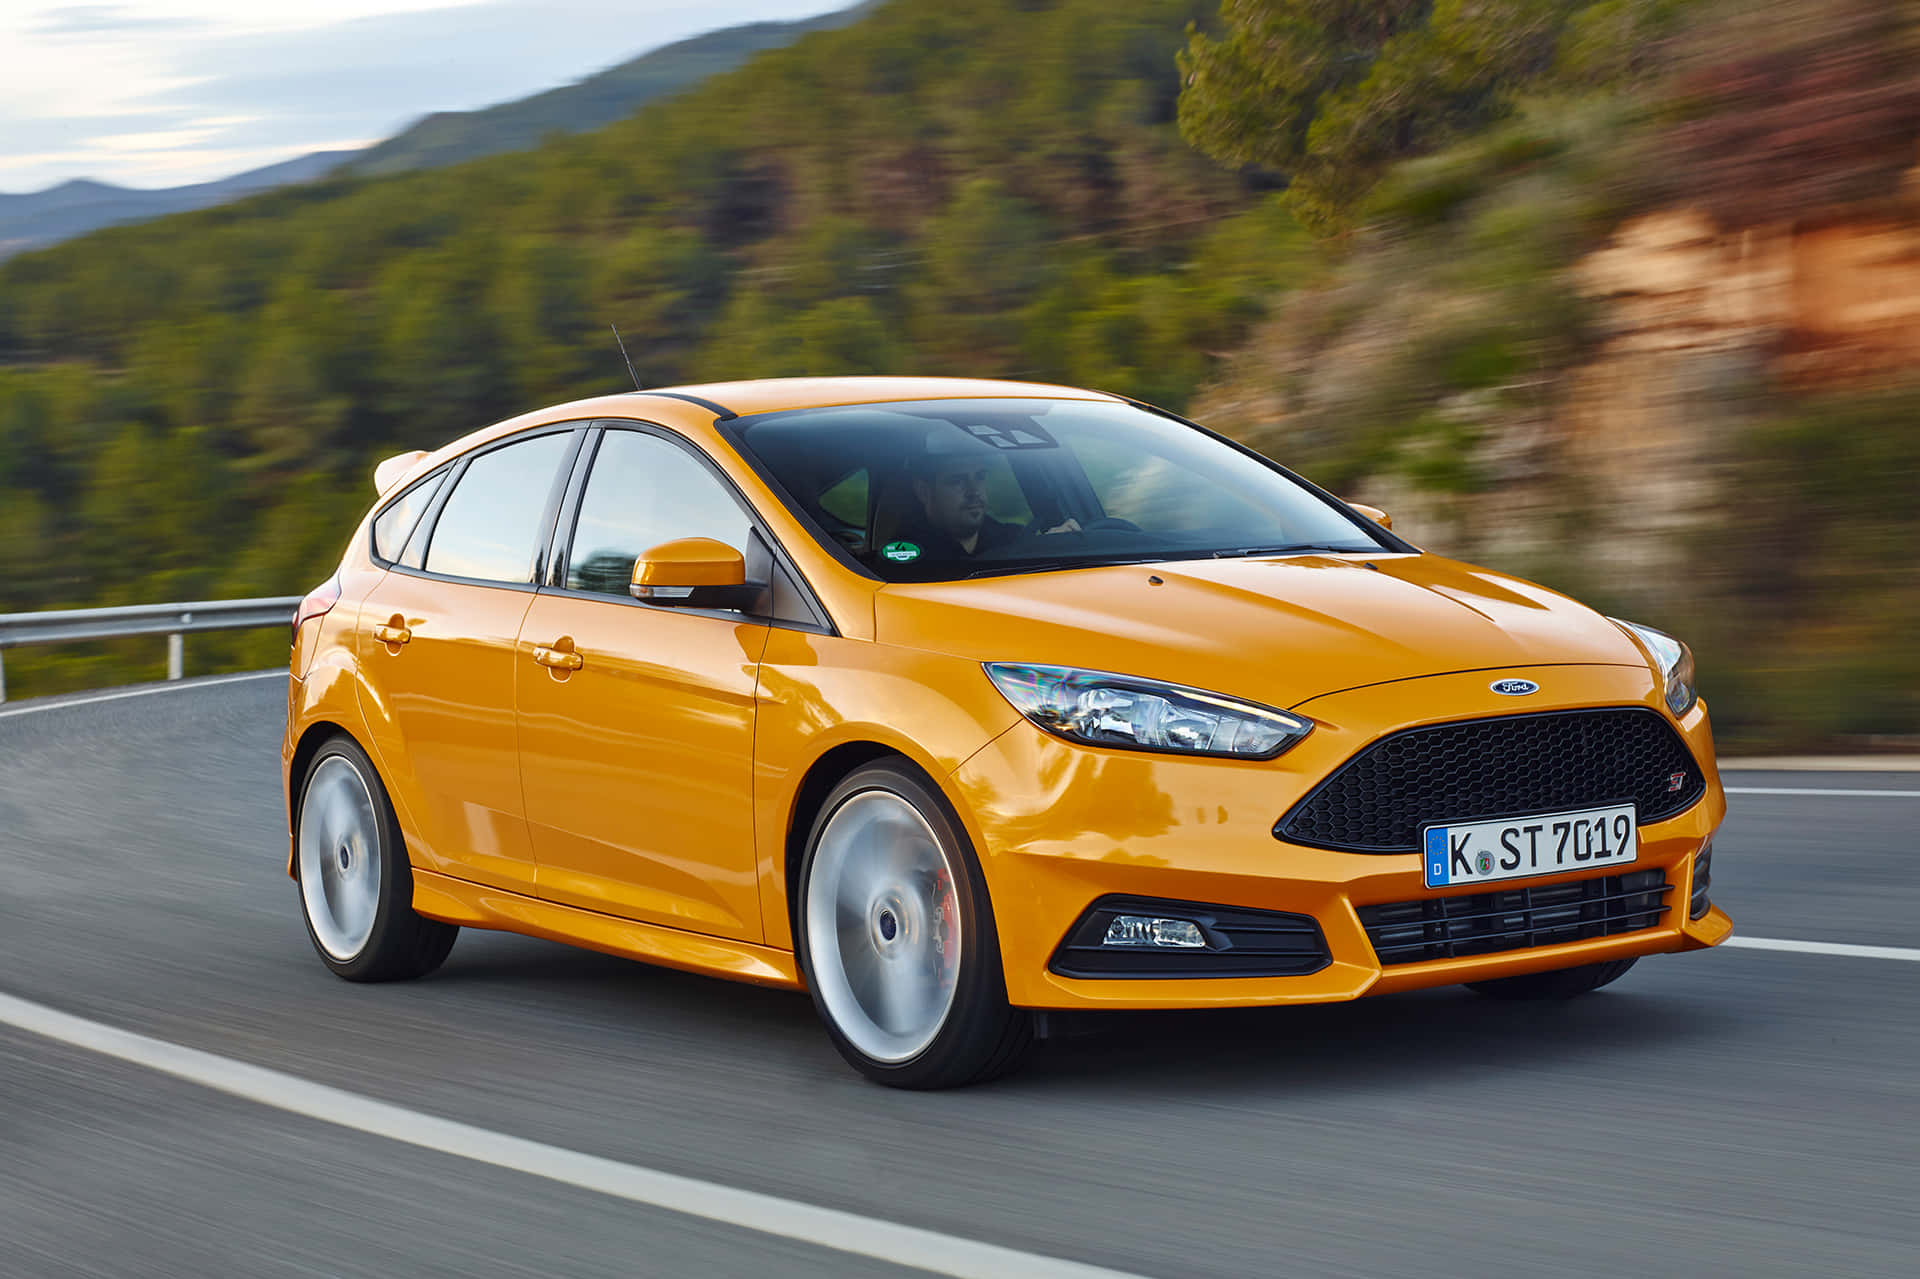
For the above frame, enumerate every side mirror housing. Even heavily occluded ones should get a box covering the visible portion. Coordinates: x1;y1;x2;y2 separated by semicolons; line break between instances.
1346;502;1392;530
630;538;762;610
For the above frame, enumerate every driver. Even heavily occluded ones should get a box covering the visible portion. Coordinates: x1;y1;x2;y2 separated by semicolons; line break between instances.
893;432;1079;560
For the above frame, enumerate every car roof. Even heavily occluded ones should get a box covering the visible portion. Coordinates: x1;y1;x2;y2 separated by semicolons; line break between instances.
376;377;1124;495
635;376;1122;419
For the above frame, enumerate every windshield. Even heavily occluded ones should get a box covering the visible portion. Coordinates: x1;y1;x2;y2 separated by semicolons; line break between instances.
730;397;1388;582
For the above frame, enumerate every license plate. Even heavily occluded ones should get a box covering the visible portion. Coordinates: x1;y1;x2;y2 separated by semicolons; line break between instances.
1423;803;1637;889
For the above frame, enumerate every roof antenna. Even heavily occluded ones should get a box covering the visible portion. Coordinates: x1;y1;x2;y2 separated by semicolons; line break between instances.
610;323;642;391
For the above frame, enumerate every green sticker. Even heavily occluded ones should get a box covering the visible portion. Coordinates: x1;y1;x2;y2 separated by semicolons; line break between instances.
882;540;922;563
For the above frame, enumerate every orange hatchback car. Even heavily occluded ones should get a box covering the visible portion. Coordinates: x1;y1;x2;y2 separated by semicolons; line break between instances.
285;377;1729;1087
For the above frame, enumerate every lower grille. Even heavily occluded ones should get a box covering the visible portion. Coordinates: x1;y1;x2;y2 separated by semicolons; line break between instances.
1358;869;1670;966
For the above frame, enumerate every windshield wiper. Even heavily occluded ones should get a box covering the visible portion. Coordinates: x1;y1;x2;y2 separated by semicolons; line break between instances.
1211;544;1366;559
963;555;1165;579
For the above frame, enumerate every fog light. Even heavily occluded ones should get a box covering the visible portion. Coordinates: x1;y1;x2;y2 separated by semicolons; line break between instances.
1103;915;1207;949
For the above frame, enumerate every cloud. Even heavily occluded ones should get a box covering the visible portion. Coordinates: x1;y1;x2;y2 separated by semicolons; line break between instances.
3;1;843;190
29;5;202;37
130;2;839;160
0;110;198;156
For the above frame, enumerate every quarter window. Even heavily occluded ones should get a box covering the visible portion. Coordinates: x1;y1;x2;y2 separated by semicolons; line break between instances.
371;468;447;563
566;430;754;596
423;432;572;583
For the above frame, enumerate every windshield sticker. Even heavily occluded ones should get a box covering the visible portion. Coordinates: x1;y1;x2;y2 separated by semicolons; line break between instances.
958;421;1057;450
882;540;922;563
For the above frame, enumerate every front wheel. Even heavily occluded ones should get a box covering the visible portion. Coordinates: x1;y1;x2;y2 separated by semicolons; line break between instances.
1466;957;1637;1000
296;735;457;982
796;763;1031;1088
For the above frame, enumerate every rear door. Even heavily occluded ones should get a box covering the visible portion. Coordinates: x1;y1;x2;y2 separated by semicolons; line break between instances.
357;425;582;895
515;424;773;940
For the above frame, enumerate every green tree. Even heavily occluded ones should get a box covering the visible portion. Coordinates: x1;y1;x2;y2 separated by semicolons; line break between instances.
1180;1;1600;229
1176;1;1431;175
911;177;1057;371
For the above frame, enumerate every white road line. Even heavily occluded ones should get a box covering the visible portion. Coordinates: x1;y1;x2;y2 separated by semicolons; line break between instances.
1727;936;1920;963
1726;786;1920;798
0;670;281;721
0;990;1146;1279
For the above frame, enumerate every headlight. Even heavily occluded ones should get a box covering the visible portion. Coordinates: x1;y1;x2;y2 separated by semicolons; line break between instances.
1611;619;1697;716
983;663;1313;759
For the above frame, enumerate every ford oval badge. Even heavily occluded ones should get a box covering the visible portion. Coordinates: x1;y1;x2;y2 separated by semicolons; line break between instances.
1490;678;1540;696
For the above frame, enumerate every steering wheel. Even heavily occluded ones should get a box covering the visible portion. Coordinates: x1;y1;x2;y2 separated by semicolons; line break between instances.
1081;517;1143;533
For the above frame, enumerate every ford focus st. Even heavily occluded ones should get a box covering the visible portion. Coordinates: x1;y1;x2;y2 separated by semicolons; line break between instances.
283;377;1729;1088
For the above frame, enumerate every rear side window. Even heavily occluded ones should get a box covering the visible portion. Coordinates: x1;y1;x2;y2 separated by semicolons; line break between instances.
565;430;754;596
370;468;447;563
424;433;572;583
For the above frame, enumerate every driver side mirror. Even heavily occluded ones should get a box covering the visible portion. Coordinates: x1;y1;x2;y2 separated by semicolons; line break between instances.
1346;502;1392;530
630;538;763;610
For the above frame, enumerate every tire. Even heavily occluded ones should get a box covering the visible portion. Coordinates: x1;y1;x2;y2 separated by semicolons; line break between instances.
1466;957;1637;1000
295;735;456;982
795;762;1031;1089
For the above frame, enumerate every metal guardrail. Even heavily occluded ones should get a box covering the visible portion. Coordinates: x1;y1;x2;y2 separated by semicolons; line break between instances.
0;596;302;704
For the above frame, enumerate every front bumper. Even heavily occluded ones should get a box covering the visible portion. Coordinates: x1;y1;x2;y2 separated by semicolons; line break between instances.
950;663;1729;1010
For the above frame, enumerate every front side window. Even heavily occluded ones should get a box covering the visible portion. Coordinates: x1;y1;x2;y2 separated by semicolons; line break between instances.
732;398;1386;582
423;432;573;583
565;429;755;596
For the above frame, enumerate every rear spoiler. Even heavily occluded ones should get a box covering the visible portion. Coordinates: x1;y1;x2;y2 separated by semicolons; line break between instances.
373;449;429;495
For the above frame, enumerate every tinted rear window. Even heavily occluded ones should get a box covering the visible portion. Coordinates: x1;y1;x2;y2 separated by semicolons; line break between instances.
423;433;572;583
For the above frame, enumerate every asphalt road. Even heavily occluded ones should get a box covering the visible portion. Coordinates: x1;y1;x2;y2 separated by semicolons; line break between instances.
2;675;1916;1278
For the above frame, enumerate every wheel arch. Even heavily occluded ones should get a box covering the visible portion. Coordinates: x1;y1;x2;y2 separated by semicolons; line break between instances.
782;741;906;935
286;720;363;878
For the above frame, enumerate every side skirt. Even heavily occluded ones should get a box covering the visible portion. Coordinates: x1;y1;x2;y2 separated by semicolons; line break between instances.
411;869;803;990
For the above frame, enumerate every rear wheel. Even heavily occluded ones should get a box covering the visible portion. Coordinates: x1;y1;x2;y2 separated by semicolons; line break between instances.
296;735;456;982
1466;957;1637;1000
796;763;1031;1089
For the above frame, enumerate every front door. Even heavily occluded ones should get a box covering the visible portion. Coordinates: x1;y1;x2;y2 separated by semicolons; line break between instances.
516;426;770;940
357;427;578;895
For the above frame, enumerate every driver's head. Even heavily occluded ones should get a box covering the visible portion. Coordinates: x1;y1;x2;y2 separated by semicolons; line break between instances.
911;433;995;541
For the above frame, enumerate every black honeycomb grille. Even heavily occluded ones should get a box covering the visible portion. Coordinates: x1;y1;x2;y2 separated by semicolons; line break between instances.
1276;708;1703;853
1357;868;1671;965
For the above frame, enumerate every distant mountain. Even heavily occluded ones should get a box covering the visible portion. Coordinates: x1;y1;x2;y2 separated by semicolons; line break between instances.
0;151;352;259
0;3;869;258
338;2;873;179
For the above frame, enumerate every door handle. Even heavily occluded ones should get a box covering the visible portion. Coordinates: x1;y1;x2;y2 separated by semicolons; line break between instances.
374;618;412;645
532;643;583;671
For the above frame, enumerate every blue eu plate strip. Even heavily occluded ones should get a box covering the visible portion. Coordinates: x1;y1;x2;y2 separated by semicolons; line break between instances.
1426;827;1450;887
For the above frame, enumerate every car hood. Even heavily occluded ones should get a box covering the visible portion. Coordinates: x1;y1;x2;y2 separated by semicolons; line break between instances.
873;552;1650;710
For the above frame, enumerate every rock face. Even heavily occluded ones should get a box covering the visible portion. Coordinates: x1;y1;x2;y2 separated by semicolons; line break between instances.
1575;205;1920;381
1784;219;1920;378
1557;209;1785;601
1555;204;1920;601
1200;197;1920;610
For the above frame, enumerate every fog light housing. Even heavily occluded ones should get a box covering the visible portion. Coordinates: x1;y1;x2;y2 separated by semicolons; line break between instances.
1103;915;1207;949
1690;839;1714;920
1051;895;1331;978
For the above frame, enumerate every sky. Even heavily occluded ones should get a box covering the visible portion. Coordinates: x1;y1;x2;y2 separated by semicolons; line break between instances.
0;1;843;193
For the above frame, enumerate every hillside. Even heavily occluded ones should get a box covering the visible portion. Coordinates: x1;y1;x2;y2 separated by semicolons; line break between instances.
340;3;874;178
0;0;1913;746
1184;0;1920;749
0;152;352;260
0;0;1259;659
0;4;870;258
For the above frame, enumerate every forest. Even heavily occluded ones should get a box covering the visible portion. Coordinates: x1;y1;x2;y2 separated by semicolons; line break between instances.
1;0;1915;748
